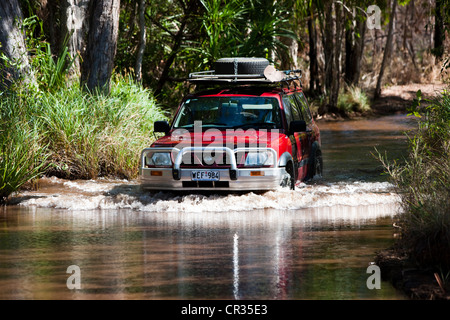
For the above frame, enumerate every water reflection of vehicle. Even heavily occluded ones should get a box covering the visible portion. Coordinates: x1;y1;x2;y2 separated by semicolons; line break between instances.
140;58;322;191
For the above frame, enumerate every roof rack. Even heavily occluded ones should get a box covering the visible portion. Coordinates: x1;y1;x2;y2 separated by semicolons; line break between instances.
188;68;303;90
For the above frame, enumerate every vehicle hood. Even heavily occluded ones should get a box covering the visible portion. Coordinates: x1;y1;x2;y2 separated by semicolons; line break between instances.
151;129;289;151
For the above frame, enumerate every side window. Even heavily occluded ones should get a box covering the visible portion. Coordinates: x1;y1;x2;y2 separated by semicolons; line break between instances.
287;95;304;121
282;96;294;124
295;92;312;124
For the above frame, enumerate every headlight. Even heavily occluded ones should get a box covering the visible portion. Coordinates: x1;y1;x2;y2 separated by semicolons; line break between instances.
244;152;274;166
146;152;172;166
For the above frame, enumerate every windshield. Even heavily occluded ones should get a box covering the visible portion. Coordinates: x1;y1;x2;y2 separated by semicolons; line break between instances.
173;97;282;129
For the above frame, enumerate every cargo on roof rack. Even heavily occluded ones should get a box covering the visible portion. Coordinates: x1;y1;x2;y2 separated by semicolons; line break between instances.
188;57;302;86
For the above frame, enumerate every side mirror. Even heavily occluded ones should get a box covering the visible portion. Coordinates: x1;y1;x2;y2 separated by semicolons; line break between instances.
289;120;306;134
154;121;170;134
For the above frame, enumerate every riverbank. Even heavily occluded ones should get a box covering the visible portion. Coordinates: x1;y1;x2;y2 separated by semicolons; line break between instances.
372;83;450;300
371;83;448;115
314;83;448;121
376;248;450;300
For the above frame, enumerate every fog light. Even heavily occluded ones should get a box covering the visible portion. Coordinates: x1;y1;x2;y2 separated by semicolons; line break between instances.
250;171;264;176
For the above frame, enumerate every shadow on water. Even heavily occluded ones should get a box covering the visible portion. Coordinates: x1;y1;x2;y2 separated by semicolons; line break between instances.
6;195;47;205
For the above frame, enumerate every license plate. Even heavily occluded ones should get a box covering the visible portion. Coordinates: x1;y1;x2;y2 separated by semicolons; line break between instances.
191;170;220;181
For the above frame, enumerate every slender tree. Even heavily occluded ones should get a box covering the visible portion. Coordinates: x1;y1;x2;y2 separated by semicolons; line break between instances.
344;5;366;86
153;0;199;97
321;0;344;110
433;0;445;58
135;0;146;83
329;2;343;109
323;2;334;96
307;3;321;94
80;0;121;94
375;0;397;100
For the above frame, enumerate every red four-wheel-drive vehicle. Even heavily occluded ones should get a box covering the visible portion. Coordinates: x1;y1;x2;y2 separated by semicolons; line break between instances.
139;57;322;191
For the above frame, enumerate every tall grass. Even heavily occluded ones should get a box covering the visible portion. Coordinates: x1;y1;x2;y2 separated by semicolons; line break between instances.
379;90;450;269
0;94;49;203
37;74;168;179
337;86;371;114
0;74;167;203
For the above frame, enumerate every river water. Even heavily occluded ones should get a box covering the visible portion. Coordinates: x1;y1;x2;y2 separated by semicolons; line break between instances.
0;114;417;300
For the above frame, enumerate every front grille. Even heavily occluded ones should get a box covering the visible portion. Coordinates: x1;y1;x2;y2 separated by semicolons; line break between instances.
179;151;248;168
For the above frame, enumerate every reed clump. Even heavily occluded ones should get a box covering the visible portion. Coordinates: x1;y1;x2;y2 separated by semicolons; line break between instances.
0;75;167;203
39;75;167;179
337;85;371;114
0;95;49;203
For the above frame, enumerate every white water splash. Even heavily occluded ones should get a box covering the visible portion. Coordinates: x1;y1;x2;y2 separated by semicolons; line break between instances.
15;177;400;214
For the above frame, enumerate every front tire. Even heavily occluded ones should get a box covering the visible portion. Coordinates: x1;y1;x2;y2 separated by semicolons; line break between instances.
307;148;323;180
280;162;295;190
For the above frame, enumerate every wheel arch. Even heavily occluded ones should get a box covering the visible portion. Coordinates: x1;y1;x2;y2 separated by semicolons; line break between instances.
278;152;294;168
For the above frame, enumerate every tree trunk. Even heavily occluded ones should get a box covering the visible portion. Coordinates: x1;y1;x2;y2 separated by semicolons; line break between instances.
279;36;298;71
80;0;120;94
135;0;146;83
345;14;366;86
329;3;342;109
153;19;187;98
0;0;36;89
61;0;91;76
323;4;334;95
37;0;58;52
308;10;320;95
433;0;444;58
375;0;397;99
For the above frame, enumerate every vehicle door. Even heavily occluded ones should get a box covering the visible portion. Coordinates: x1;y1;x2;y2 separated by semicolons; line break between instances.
294;92;314;152
295;92;318;150
283;94;309;179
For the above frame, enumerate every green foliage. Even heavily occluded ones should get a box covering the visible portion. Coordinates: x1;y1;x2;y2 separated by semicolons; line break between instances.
23;15;76;92
196;0;247;67
180;0;297;70
380;89;450;269
239;0;297;60
116;0;298;105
